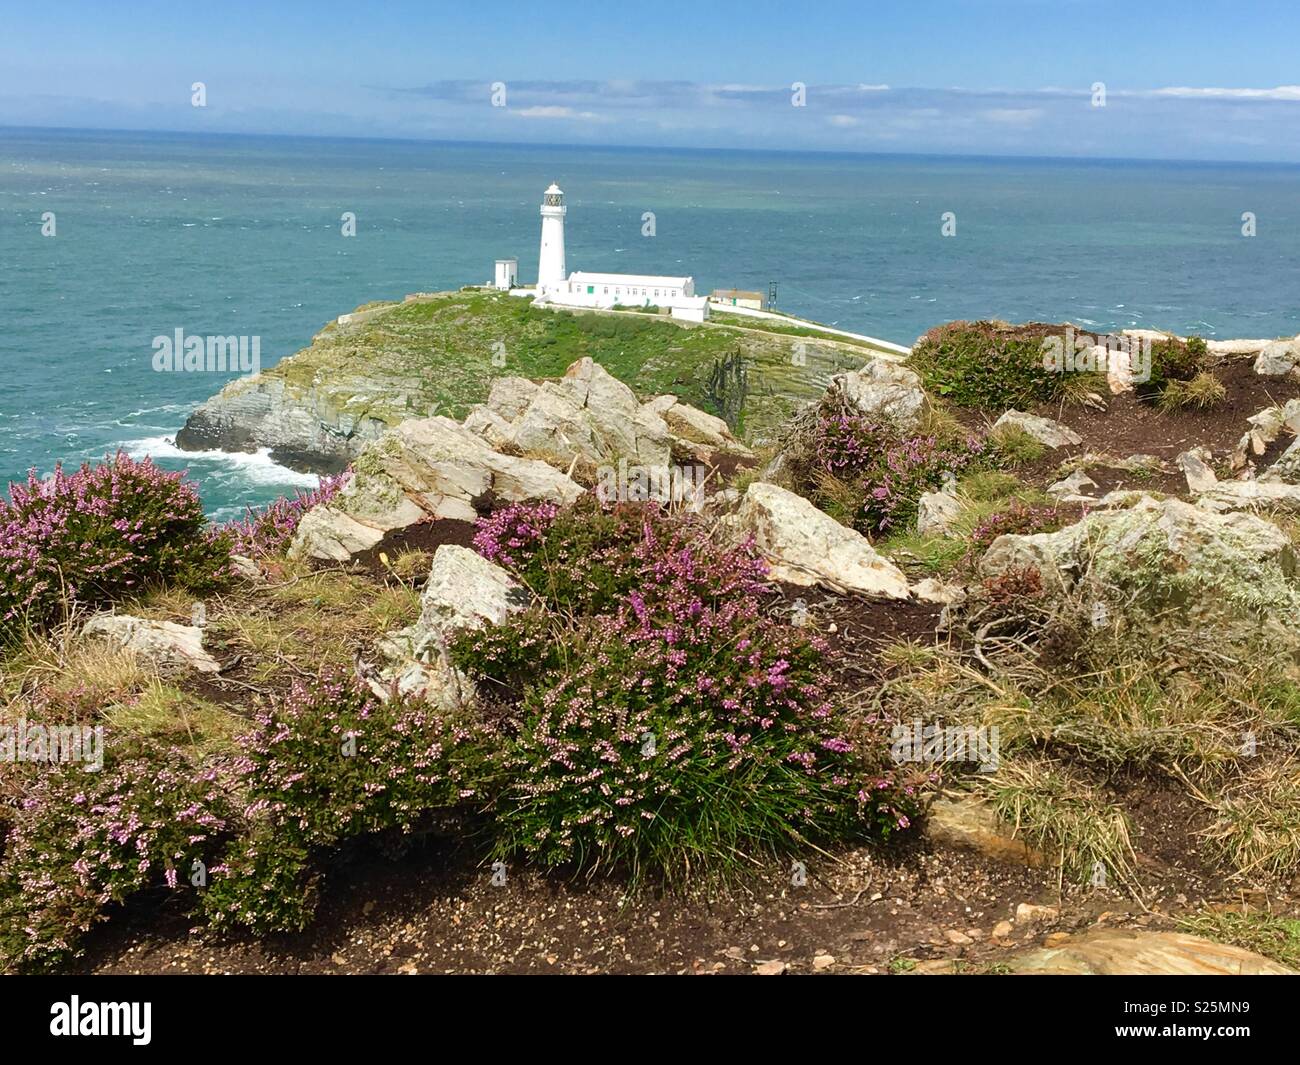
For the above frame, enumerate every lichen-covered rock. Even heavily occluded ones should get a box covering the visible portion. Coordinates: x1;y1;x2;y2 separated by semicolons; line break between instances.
373;545;530;704
1197;479;1300;514
643;394;752;462
290;418;583;562
1234;398;1300;471
1047;468;1098;500
979;495;1300;634
728;481;910;598
382;545;529;662
1261;437;1300;485
829;358;927;432
1176;448;1218;493
1254;339;1300;377
992;410;1082;449
483;375;541;421
82;615;221;674
910;577;966;605
916;490;963;536
469;358;750;472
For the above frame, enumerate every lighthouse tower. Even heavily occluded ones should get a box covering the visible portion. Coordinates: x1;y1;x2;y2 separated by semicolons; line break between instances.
537;183;567;295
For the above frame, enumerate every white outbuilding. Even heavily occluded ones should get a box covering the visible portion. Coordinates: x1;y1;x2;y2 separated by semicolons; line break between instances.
493;258;518;290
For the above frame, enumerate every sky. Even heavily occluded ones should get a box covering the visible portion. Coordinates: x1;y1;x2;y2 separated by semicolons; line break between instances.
2;0;1300;161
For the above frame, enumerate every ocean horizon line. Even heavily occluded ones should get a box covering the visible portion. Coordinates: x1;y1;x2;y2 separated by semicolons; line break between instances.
6;122;1300;171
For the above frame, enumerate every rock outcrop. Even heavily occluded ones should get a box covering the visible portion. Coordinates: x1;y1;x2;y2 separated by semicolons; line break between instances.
82;615;221;674
464;358;752;473
992;410;1082;449
1196;479;1300;514
1009;929;1294;975
979;495;1300;634
372;545;529;703
291;417;584;562
827;358;927;432
1254;338;1300;377
727;482;910;598
916;489;963;536
175;372;392;474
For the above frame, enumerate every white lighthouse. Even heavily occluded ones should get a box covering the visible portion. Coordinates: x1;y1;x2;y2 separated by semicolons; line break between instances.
491;182;709;321
537;182;567;294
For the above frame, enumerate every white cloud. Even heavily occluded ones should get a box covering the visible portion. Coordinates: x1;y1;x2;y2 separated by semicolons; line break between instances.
512;105;608;121
1152;85;1300;101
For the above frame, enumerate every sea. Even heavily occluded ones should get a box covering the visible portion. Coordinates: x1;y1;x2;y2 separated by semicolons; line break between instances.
2;127;1297;521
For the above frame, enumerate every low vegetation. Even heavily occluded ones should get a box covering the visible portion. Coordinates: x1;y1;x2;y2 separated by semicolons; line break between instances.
3;315;1297;974
0;454;231;644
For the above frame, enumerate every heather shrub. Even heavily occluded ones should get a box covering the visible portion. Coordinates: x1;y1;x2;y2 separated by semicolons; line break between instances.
465;500;917;881
0;453;230;641
0;744;232;972
963;500;1067;567
222;473;346;558
494;612;910;880
203;670;498;935
449;607;567;704
859;433;986;534
1139;336;1211;404
910;321;1101;411
475;496;758;616
787;406;986;536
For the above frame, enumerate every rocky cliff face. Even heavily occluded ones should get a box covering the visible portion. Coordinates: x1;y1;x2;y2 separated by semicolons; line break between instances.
175;372;396;473
174;290;886;473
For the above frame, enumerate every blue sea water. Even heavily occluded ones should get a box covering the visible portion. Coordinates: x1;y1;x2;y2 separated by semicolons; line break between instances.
1;127;1298;520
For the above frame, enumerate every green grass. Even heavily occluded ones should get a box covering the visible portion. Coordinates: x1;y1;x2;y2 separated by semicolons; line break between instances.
909;320;1105;412
876;470;1051;578
247;291;877;444
707;309;893;352
1177;911;1300;969
974;759;1138;889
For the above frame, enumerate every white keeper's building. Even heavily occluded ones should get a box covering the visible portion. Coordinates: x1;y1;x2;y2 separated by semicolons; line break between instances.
494;183;710;323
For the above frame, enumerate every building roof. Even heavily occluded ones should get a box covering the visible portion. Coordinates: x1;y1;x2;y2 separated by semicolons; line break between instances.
711;289;764;300
568;271;692;287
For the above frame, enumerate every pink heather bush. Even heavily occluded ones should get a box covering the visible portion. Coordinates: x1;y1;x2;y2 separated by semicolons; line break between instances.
860;432;986;534
0;453;230;640
0;746;233;972
963;499;1066;566
221;473;347;558
202;669;498;935
474;496;765;616
457;498;916;879
800;409;986;535
473;500;559;570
